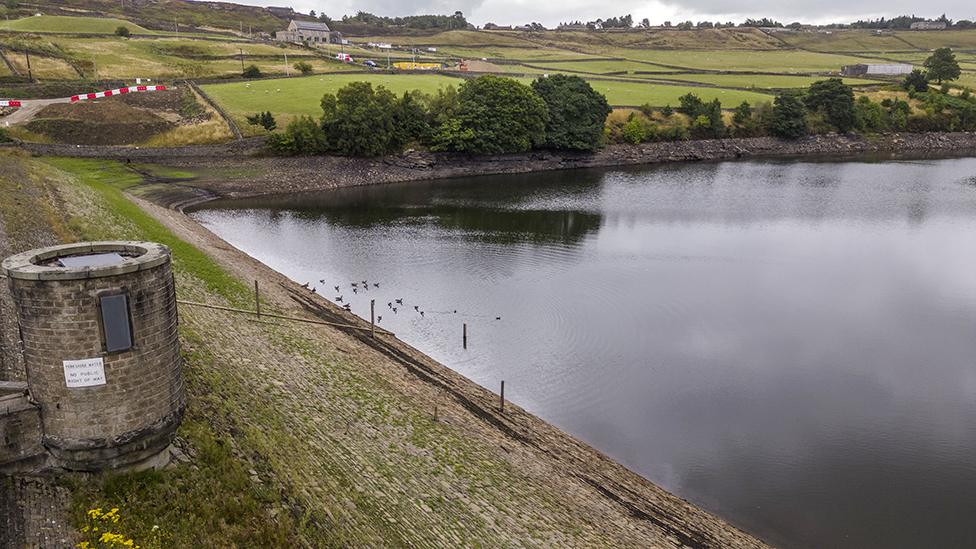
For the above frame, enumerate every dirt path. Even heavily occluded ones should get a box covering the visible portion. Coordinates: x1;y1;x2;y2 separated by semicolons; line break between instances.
1;97;69;126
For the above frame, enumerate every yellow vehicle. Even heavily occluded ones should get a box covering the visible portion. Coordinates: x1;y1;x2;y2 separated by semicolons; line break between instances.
393;62;442;71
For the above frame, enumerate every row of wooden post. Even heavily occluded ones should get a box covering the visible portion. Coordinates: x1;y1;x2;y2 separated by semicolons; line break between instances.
255;280;506;416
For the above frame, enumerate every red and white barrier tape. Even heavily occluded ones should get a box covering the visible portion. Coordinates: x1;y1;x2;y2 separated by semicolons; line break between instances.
0;100;21;107
70;85;167;103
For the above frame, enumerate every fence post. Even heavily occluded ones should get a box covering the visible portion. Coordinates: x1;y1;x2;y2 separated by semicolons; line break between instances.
370;299;375;338
254;280;260;319
500;380;505;413
463;322;467;349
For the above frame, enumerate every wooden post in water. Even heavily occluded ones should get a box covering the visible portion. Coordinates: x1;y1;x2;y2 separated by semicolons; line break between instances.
370;299;375;338
463;323;467;349
500;380;505;413
254;280;260;319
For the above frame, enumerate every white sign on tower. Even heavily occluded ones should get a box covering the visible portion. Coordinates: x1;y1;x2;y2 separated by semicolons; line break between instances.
63;357;107;388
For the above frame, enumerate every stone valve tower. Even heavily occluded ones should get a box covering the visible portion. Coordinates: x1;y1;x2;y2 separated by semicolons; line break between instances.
1;241;185;473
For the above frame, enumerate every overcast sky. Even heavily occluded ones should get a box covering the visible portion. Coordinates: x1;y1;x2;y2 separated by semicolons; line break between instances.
236;0;975;26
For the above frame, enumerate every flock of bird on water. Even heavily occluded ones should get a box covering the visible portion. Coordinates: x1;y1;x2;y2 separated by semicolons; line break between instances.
300;279;502;325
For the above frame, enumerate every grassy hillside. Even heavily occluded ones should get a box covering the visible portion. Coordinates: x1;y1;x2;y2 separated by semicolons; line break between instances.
1;0;298;34
0;15;156;34
0;33;356;80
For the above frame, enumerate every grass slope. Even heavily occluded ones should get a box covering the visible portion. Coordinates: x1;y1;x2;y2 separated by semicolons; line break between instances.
0;15;155;34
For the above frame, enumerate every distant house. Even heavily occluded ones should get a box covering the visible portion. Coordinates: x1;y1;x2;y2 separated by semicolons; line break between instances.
910;21;948;30
275;20;342;44
841;63;913;76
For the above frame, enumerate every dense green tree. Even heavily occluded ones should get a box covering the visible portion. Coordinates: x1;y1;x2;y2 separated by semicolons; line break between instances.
320;82;401;156
768;93;808;138
903;69;930;93
294;61;313;75
677;93;706;118
242;64;261;78
115;26;130;37
924;47;961;84
804;78;855;132
434;76;548;154
267;116;326;155
531;74;611;150
394;90;433;146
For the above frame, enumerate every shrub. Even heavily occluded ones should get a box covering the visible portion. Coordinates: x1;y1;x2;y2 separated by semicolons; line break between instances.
853;96;887;132
731;101;761;137
434;75;548;154
245;111;276;131
267;116;327;155
531;74;611;150
114;26;130;38
622;115;653;144
661;104;674;117
294;61;313;75
242;64;262;78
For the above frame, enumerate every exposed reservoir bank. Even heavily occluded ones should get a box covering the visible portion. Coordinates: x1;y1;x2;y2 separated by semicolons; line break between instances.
190;156;976;549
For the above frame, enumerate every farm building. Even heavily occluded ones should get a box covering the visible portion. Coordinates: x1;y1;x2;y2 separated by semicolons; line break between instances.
910;21;948;30
841;63;914;76
275;20;342;44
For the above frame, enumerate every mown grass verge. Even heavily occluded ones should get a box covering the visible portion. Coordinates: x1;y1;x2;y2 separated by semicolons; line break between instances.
42;158;249;305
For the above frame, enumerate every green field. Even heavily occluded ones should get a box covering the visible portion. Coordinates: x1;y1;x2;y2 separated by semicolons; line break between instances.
896;30;976;50
774;30;918;52
523;59;672;74
514;77;773;106
644;73;879;89
594;49;889;73
202;73;465;124
203;73;775;130
436;46;599;61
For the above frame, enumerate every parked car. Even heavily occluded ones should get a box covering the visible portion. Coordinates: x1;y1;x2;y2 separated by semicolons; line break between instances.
364;60;377;68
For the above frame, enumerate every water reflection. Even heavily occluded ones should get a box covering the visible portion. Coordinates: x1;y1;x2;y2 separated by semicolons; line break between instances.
191;156;976;549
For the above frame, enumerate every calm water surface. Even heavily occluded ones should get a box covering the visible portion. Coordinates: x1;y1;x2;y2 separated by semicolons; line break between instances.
191;157;976;548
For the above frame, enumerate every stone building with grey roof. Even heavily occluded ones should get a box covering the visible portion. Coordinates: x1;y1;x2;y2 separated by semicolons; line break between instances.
276;19;342;44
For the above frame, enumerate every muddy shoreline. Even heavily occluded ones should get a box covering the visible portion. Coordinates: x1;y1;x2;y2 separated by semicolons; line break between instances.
19;132;976;209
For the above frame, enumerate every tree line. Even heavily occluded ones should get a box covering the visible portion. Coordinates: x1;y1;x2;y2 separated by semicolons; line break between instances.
268;74;611;156
266;61;975;157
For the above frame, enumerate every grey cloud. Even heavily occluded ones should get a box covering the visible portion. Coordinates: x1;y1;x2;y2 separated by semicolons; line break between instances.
655;0;975;20
235;0;975;26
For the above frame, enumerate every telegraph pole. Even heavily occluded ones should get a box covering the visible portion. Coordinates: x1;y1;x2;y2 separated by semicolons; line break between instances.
239;48;245;73
24;49;32;82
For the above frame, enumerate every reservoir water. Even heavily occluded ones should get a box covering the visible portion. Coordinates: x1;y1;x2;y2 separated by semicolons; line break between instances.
190;156;976;548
